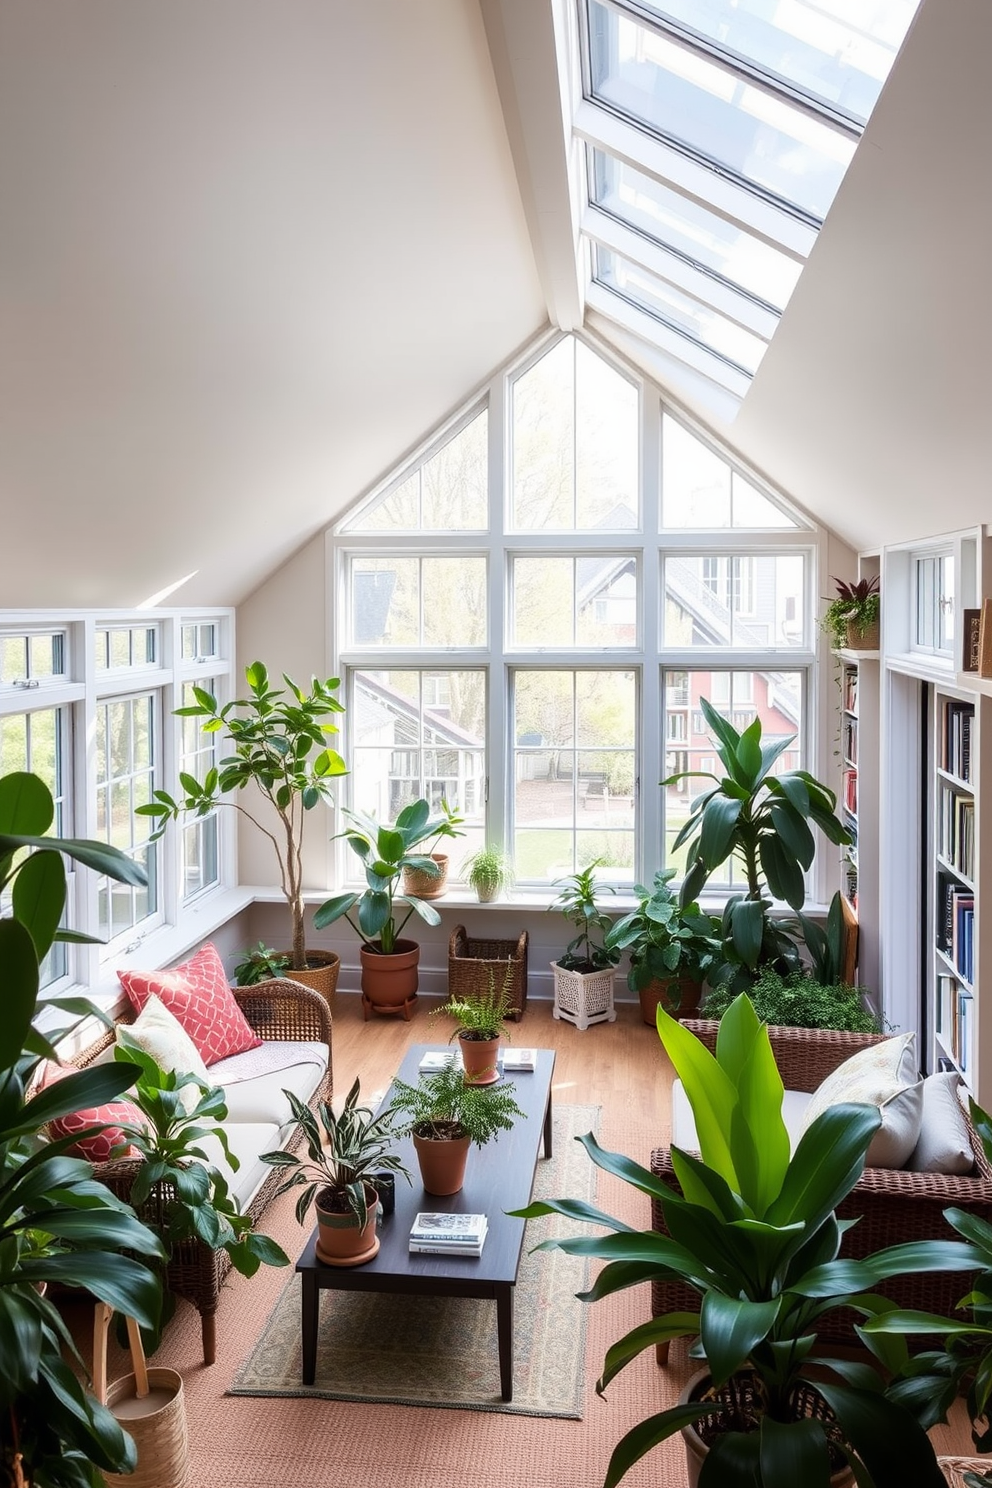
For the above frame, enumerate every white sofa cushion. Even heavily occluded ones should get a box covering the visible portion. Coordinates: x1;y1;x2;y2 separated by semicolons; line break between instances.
800;1032;923;1169
121;995;210;1113
906;1071;976;1175
672;1079;812;1157
194;1122;283;1210
209;1040;328;1127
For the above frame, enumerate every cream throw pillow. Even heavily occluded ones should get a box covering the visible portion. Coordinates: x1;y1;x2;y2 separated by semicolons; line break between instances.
801;1032;923;1169
906;1071;976;1175
121;994;211;1114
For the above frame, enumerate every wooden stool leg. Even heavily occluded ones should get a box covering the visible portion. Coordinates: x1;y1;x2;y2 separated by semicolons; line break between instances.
201;1308;217;1365
656;1339;671;1367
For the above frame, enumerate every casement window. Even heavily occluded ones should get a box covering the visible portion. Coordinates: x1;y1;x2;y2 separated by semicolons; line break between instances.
333;332;817;890
94;692;159;940
179;680;220;901
0;703;69;985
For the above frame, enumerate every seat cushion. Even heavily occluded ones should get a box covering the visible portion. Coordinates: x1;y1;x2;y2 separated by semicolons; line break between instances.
672;1079;811;1157
118;942;262;1065
210;1041;328;1126
801;1031;923;1168
193;1122;283;1210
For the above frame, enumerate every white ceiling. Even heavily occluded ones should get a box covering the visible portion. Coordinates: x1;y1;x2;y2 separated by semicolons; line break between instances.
0;0;988;611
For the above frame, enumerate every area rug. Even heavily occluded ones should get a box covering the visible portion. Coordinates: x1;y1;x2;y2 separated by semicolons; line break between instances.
228;1104;599;1417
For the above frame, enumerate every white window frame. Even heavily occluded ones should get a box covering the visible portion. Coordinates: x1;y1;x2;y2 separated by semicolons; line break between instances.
329;329;827;896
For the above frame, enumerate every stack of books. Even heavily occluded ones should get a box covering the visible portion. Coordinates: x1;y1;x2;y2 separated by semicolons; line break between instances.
500;1047;536;1071
418;1050;461;1072
408;1211;488;1256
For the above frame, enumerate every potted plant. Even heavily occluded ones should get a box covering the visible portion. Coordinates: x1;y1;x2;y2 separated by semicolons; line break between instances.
111;1039;289;1351
431;965;514;1085
399;799;465;900
701;966;880;1033
662;696;851;998
390;1064;524;1196
137;661;347;1000
0;770;164;1485
604;867;720;1024
549;861;621;1030
260;1078;409;1266
232;941;291;987
463;844;514;903
314;797;463;1017
512;995;979;1488
822;574;881;651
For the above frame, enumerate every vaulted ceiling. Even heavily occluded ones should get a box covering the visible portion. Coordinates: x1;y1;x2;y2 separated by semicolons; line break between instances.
0;0;987;610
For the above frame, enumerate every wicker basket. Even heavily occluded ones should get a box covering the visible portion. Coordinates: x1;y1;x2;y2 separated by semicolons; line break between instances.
447;926;528;1021
938;1458;992;1487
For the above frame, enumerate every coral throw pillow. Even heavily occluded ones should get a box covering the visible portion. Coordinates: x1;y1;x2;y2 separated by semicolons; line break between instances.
41;1067;145;1163
118;942;261;1066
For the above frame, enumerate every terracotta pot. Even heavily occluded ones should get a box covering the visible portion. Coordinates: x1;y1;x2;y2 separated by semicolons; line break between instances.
413;1129;471;1196
360;939;420;1020
401;853;449;900
679;1369;854;1488
276;949;340;1003
458;1030;501;1085
314;1188;380;1267
638;976;702;1025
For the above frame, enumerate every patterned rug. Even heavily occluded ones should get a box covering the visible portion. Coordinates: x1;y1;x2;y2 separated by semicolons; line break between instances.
228;1105;599;1418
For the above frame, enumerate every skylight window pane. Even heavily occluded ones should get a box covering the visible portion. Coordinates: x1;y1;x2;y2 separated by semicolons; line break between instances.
595;246;767;375
588;0;856;221
590;149;803;311
635;0;918;126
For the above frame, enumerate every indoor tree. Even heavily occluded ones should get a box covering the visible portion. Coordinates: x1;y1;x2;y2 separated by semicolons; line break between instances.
138;661;347;971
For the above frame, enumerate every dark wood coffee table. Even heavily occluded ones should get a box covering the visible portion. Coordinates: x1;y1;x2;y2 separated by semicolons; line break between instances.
296;1044;555;1401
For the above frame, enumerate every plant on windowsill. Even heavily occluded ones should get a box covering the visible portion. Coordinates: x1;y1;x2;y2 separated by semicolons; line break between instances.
431;964;514;1085
260;1078;410;1267
661;697;851;998
136;661;347;999
603;867;720;1025
314;797;463;1016
821;574;881;651
0;769;164;1486
110;1037;290;1351
463;845;515;903
511;995;980;1488
390;1064;524;1196
548;861;620;1030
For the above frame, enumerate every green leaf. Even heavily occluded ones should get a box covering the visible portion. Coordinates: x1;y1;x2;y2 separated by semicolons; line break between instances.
602;1403;721;1488
11;847;66;961
655;1005;739;1190
759;834;806;910
766;1102;880;1229
815;1380;948;1487
700;1291;781;1386
727;898;765;968
0;835;148;886
313;891;358;928
759;1416;831;1488
0;770;54;834
0;918;39;1066
698;794;743;869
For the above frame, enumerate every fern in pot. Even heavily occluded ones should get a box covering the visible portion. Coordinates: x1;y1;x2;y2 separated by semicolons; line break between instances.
390;1065;523;1197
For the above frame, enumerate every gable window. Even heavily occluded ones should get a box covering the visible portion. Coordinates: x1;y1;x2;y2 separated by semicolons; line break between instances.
333;332;815;891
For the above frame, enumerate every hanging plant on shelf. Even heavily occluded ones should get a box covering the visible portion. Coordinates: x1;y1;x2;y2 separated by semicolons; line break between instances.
821;575;880;650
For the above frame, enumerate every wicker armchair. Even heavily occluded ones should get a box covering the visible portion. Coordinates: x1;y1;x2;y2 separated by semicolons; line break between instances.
650;1020;992;1365
71;978;333;1365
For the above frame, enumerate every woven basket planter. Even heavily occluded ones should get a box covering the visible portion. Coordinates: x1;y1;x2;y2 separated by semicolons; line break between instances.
551;963;616;1031
447;926;528;1021
844;615;879;650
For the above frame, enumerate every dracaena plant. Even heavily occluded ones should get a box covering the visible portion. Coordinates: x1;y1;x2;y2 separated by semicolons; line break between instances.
110;1036;289;1353
137;662;347;971
662;696;851;996
0;770;164;1487
512;996;980;1488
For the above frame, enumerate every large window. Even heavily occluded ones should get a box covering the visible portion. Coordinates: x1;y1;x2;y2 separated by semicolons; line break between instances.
0;704;68;985
180;680;219;901
95;694;158;940
334;332;817;890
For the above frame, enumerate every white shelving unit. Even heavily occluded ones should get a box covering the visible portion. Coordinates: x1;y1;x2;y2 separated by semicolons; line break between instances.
835;646;880;997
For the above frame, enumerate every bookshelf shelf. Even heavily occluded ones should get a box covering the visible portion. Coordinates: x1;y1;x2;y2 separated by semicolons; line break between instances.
834;648;879;991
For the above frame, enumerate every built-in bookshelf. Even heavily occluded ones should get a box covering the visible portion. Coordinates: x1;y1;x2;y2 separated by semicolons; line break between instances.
833;636;880;998
932;690;977;1082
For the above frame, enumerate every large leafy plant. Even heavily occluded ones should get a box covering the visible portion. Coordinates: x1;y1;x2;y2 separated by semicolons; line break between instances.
137;662;347;970
0;771;164;1487
603;867;719;992
314;798;462;955
111;1038;289;1352
513;996;979;1488
662;696;851;995
261;1078;410;1229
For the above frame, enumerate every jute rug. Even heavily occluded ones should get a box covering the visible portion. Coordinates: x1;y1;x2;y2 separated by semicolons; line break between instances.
228;1104;599;1418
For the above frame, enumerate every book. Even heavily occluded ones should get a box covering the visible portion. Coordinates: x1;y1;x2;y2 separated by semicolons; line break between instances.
501;1047;537;1071
408;1236;487;1256
410;1211;487;1242
963;608;981;671
980;599;992;679
418;1050;461;1072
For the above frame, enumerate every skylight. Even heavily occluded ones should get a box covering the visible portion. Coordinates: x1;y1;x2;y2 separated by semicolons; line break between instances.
576;0;920;414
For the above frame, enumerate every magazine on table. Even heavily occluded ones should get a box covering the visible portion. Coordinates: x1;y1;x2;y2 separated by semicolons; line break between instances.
409;1211;487;1244
500;1047;536;1070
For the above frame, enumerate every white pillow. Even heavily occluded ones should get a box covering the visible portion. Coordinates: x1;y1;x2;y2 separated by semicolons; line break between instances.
906;1071;976;1175
121;994;211;1114
801;1032;923;1169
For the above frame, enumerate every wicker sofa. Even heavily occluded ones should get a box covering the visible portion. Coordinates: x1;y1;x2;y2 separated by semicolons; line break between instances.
650;1020;992;1365
70;977;333;1365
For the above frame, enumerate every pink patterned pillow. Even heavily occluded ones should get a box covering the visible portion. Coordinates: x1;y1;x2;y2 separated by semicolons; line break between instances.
118;942;261;1066
49;1098;145;1163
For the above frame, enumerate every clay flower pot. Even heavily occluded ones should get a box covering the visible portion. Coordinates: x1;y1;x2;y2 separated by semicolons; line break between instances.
637;976;702;1025
458;1030;501;1085
413;1130;471;1196
360;939;420;1020
314;1188;380;1267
